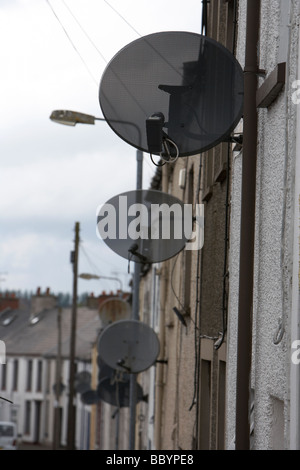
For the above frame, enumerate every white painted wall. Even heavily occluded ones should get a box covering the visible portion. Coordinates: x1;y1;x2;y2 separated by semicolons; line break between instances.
290;8;300;446
226;0;300;450
0;356;93;449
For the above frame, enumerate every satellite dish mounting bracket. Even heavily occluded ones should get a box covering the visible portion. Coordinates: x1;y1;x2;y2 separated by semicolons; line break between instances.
128;243;149;264
117;359;132;372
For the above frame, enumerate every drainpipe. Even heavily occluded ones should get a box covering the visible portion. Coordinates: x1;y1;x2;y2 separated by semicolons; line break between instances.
154;164;169;450
290;1;300;449
235;0;260;450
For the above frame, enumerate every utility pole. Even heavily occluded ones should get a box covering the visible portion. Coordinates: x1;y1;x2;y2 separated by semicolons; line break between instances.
67;221;80;450
53;306;62;450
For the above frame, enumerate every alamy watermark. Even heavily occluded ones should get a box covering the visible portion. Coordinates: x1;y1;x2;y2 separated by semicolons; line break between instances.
96;191;204;262
292;340;300;365
97;198;204;248
292;80;300;104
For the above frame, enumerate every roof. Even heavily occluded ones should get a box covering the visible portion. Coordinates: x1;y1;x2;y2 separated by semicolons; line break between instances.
0;300;101;361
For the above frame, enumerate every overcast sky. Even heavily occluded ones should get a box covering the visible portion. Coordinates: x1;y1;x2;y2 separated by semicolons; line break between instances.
0;0;202;297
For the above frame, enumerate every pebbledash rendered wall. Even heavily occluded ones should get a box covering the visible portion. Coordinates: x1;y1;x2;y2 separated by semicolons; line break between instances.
226;0;300;450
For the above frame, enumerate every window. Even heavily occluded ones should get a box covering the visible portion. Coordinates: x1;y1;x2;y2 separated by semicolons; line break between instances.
26;360;33;391
0;423;14;437
12;359;18;391
199;359;211;450
45;400;50;438
24;400;31;435
36;360;43;392
217;360;226;449
10;406;18;424
45;361;51;394
1;363;7;391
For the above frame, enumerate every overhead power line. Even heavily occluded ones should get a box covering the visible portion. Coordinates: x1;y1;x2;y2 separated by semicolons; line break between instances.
45;0;98;86
61;0;108;64
103;0;142;38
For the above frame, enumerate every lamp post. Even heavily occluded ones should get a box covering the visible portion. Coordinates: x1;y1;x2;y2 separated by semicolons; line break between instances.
50;110;143;450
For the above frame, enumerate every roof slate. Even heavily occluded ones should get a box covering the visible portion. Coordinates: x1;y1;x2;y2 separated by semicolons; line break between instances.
0;300;101;361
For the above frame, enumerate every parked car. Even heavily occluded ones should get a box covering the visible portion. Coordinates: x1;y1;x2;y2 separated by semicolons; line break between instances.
0;422;18;450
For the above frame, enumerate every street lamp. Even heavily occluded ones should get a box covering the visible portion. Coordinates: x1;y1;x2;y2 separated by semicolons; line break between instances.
50;109;143;451
50;110;103;126
50;109;141;144
78;272;123;292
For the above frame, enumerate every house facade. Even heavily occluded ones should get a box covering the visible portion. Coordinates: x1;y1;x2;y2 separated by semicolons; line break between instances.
134;0;300;451
135;0;236;451
226;0;300;450
0;289;100;449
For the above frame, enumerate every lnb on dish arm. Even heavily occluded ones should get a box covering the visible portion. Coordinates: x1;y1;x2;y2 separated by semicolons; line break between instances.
146;112;165;154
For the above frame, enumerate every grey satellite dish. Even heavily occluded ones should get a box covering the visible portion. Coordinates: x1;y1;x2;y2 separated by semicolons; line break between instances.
52;381;66;396
97;356;114;376
74;371;91;394
81;389;101;405
97;357;130;383
97;189;193;264
97;319;160;373
99;31;243;158
97;356;115;378
99;297;131;326
97;376;145;408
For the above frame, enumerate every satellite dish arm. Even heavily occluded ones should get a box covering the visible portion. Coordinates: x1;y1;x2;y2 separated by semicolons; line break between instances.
128;243;149;264
117;359;132;372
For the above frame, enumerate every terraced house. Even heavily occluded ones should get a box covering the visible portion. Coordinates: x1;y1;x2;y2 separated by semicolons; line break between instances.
0;288;99;449
134;0;300;450
2;0;300;452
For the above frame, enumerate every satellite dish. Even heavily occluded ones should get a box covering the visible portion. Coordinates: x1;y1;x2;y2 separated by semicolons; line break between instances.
52;381;66;396
81;389;101;405
97;376;145;408
99;31;243;158
74;371;91;394
97;189;194;264
99;297;131;326
97;356;114;375
97;357;145;408
97;319;160;373
97;357;130;383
